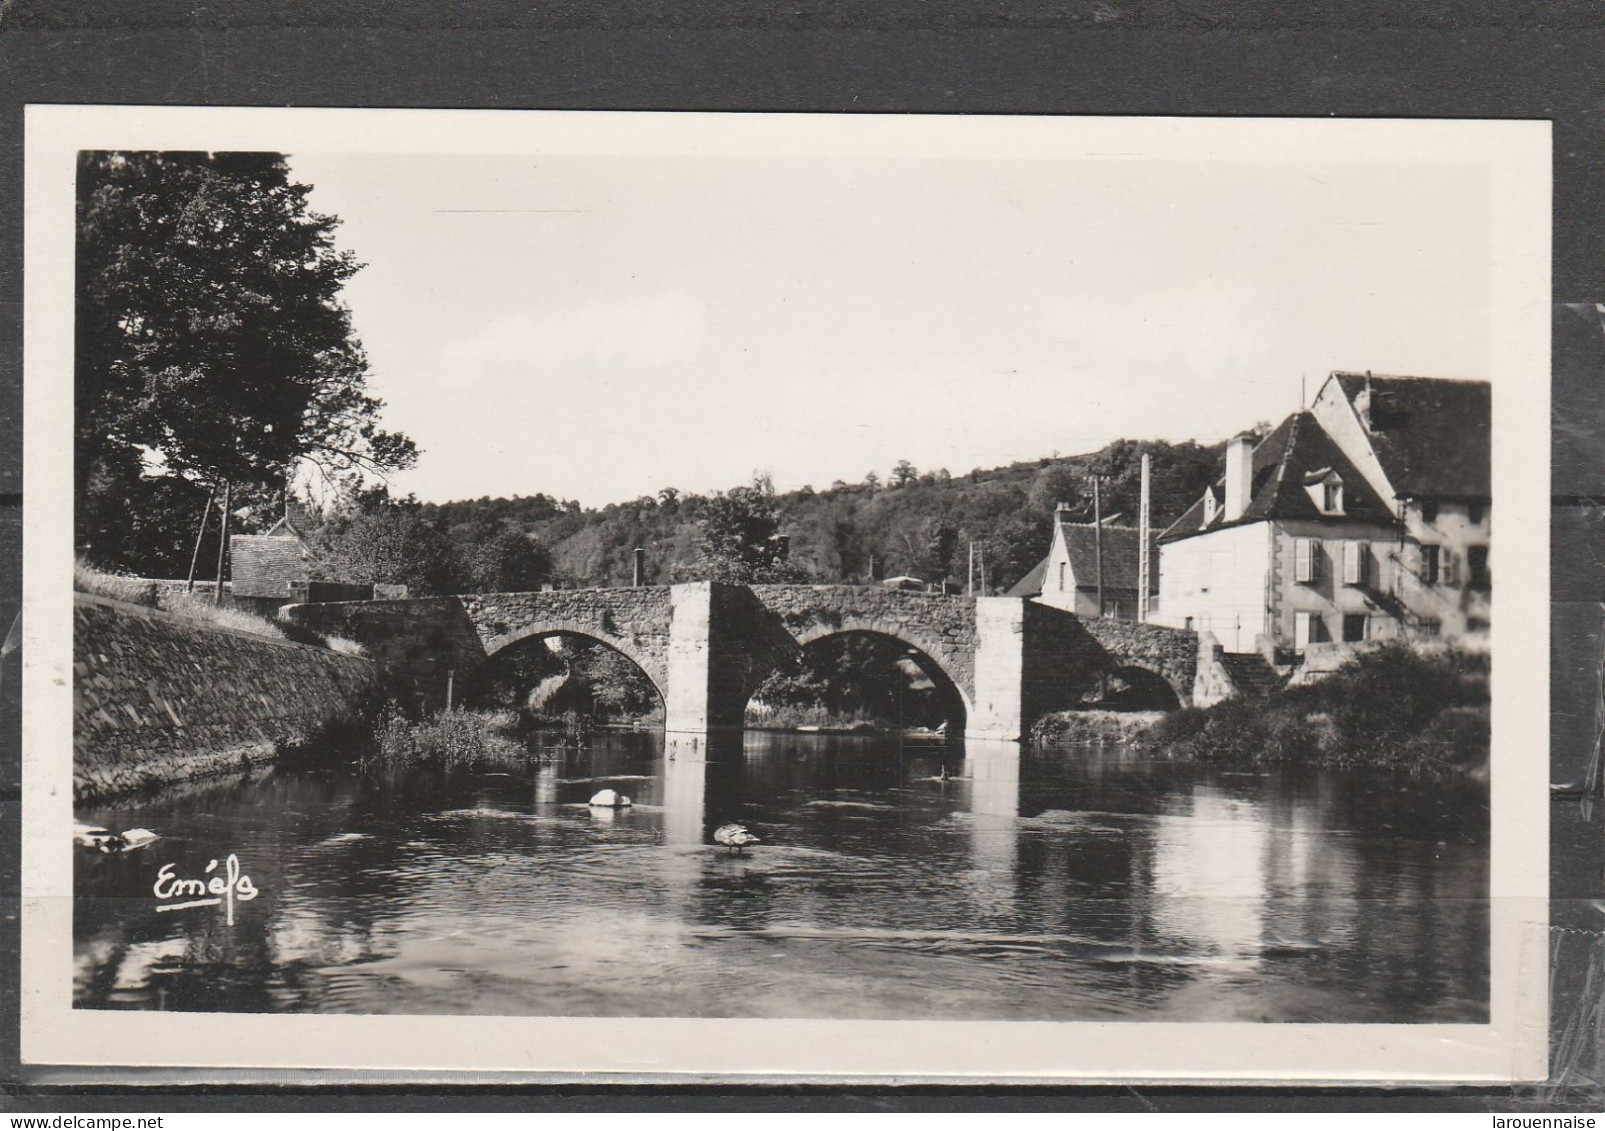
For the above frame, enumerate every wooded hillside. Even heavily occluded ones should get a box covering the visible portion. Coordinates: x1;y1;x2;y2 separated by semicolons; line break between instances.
419;437;1230;593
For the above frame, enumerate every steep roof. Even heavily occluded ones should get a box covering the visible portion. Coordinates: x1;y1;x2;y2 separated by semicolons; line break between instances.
1005;555;1049;598
1329;372;1491;499
1063;523;1157;594
1008;523;1158;596
1159;411;1396;543
229;532;309;599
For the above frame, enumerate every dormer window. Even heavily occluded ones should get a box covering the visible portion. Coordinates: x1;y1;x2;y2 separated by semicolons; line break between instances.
1202;489;1219;526
1303;468;1344;515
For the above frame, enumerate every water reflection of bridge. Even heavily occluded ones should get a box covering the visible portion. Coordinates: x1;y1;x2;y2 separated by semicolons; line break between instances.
288;582;1196;742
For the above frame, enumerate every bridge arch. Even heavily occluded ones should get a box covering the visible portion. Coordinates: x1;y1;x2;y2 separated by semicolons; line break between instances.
785;618;975;724
481;620;668;705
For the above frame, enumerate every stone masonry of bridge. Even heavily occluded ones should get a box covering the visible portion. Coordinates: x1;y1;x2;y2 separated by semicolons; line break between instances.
285;582;1196;740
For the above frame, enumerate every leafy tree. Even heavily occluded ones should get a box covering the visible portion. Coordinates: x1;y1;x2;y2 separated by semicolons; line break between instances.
464;530;554;593
307;499;466;596
684;477;804;584
571;641;662;720
75;150;416;570
890;459;919;488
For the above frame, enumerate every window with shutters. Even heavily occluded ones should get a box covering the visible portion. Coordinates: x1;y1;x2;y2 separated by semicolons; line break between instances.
1294;611;1325;651
1294;537;1321;583
1341;541;1369;586
1420;544;1440;585
1442;548;1459;586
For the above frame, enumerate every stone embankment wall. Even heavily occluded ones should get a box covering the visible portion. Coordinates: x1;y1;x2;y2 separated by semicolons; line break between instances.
75;594;380;802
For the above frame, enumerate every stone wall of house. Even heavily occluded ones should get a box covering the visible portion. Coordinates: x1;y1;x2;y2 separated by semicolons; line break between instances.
1079;617;1199;706
74;594;380;803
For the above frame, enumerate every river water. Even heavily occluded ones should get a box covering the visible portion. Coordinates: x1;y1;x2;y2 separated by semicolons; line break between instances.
74;731;1488;1021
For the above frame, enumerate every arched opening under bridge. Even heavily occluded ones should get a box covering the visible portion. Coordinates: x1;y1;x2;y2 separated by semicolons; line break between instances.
470;628;665;727
744;628;970;736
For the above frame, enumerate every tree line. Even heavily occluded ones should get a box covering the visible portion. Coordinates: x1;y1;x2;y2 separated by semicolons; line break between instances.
417;439;1227;596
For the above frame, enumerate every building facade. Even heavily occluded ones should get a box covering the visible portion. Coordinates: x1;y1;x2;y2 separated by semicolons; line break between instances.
229;502;387;616
1008;513;1158;621
1153;373;1490;659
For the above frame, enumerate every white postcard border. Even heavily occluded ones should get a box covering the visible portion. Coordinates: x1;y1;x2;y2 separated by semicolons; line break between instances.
21;106;1552;1082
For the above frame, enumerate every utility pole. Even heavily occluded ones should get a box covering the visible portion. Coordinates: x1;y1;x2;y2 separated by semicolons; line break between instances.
967;541;975;597
1093;476;1104;617
185;488;215;593
213;480;231;606
1138;453;1152;622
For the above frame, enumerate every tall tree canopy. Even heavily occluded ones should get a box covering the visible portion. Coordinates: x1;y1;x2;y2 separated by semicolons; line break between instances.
684;476;805;584
76;150;416;569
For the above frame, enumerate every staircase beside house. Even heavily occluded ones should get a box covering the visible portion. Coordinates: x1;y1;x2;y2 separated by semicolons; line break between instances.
1219;652;1285;699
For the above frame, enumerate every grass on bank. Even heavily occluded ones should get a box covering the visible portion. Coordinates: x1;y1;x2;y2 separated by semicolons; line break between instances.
75;559;366;655
1136;642;1489;775
745;702;887;731
367;707;527;770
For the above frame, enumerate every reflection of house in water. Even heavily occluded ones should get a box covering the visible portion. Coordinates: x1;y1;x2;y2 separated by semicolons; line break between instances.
1147;787;1273;959
1153;372;1491;663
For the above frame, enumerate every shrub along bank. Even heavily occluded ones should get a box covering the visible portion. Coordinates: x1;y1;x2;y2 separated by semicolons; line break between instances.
1133;642;1489;775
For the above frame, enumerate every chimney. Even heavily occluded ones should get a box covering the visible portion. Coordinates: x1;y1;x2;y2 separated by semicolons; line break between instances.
1224;432;1255;521
1356;370;1375;431
632;546;645;587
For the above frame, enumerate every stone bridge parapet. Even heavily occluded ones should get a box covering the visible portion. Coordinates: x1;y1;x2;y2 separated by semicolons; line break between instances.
286;583;1192;739
1078;618;1198;707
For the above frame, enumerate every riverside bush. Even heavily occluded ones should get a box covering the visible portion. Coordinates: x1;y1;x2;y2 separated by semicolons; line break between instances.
1137;642;1488;774
369;707;526;770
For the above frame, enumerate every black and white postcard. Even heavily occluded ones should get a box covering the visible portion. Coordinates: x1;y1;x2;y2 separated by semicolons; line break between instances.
22;107;1551;1082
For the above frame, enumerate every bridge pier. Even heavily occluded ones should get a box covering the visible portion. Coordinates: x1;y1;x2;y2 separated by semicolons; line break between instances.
970;597;1109;741
664;582;799;733
665;582;724;732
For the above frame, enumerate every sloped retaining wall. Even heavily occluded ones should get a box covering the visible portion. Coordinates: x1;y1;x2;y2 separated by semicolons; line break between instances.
74;594;381;802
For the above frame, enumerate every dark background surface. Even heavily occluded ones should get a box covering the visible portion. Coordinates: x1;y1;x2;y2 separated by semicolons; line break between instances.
0;0;1601;1111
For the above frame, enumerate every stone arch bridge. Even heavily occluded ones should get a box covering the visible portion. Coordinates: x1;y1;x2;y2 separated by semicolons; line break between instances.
286;582;1197;741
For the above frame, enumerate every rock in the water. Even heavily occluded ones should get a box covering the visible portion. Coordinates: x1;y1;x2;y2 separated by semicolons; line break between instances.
73;823;114;849
119;828;158;850
588;789;632;808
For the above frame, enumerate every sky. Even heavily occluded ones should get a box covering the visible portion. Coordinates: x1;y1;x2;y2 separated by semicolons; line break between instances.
286;149;1491;507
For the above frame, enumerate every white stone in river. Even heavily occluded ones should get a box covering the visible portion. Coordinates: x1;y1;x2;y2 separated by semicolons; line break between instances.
589;789;632;808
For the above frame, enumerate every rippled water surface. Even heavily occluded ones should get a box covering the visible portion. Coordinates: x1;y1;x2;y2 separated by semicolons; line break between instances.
74;731;1489;1021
